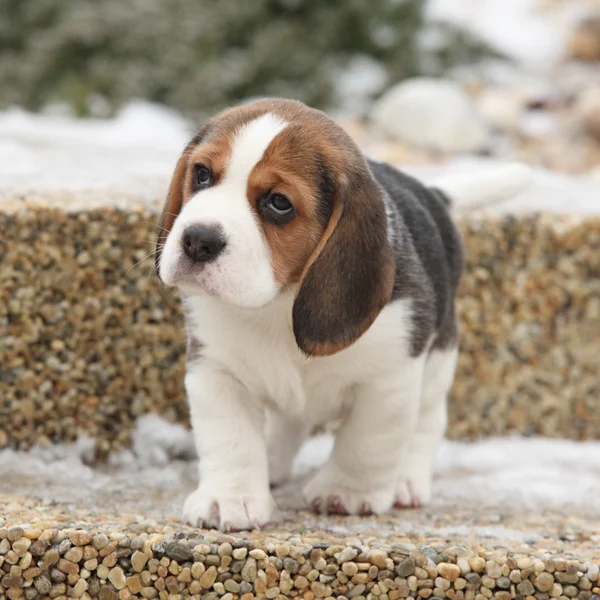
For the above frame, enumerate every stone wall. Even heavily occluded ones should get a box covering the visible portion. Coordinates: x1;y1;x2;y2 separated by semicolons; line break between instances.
1;198;599;454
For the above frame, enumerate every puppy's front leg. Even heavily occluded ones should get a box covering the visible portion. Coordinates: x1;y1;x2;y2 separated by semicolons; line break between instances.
183;361;272;531
304;361;424;515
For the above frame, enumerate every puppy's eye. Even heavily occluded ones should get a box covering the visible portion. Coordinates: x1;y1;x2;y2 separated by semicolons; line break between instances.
266;193;293;216
193;164;212;191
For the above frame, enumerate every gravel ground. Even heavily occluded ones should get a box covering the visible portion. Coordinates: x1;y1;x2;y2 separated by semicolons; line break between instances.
2;484;599;600
2;427;600;598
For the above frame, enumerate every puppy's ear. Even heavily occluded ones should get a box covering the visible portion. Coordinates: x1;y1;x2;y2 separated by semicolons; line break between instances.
155;127;209;273
293;164;395;356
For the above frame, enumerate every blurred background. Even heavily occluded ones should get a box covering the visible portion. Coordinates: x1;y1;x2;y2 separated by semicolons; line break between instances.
1;0;599;179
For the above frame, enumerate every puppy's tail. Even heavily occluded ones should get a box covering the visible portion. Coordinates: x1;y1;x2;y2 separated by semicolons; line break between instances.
429;163;532;212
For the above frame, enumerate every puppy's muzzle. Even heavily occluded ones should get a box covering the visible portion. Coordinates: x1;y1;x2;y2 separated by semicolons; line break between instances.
182;225;227;263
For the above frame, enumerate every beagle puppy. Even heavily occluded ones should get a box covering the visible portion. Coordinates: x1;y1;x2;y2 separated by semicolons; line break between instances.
156;98;529;531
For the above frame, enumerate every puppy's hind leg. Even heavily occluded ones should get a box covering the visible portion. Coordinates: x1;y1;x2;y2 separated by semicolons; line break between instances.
395;345;458;508
266;410;310;487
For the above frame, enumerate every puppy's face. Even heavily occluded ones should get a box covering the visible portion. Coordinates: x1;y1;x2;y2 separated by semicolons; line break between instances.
157;99;395;356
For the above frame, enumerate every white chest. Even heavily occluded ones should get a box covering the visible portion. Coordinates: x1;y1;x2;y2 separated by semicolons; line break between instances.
183;292;413;424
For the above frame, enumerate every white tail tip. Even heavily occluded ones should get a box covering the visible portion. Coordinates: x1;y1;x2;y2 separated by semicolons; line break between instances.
430;163;533;213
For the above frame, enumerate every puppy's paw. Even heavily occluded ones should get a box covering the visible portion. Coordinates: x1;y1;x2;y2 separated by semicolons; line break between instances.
183;485;273;531
394;468;432;509
303;462;395;516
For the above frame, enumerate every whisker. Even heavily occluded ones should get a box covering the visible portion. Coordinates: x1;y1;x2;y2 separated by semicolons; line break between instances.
126;249;160;275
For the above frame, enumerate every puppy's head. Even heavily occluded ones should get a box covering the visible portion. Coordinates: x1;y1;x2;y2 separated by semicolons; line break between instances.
157;98;394;356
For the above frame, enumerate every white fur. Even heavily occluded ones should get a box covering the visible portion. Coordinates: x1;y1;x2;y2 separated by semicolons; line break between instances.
431;163;532;212
159;113;288;307
395;346;458;507
182;288;442;528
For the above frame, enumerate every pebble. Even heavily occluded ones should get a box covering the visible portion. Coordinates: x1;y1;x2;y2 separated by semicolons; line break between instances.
397;557;416;577
370;78;489;153
439;563;461;583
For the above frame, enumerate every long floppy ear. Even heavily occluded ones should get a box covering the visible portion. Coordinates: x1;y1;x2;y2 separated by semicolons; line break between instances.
155;128;209;273
292;164;395;357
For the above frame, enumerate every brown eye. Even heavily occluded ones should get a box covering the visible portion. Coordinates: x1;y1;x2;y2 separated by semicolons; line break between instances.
193;164;212;191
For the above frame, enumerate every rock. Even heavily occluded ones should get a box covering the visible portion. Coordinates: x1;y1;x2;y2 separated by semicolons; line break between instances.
517;579;536;595
370;78;489;153
438;563;461;583
69;531;93;546
165;541;192;562
242;557;258;582
131;551;149;572
569;16;600;62
397;557;416;577
535;573;555;592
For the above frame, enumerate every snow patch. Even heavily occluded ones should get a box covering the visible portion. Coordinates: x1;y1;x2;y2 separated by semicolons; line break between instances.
425;0;593;68
293;433;600;511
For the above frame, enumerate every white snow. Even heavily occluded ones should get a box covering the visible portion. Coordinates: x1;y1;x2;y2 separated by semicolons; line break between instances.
1;102;599;214
424;0;594;68
0;100;191;194
294;433;600;511
2;416;599;528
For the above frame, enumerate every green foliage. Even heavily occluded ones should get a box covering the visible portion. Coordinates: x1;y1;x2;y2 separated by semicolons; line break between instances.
0;0;494;117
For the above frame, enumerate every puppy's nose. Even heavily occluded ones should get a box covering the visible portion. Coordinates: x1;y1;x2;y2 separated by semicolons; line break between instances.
182;225;226;263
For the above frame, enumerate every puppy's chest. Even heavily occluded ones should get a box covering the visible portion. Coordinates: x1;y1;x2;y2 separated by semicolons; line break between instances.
185;297;352;420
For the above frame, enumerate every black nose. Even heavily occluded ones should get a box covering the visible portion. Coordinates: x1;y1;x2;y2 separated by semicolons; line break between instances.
182;225;227;263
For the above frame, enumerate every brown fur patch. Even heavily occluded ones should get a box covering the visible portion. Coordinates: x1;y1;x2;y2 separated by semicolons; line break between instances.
158;98;394;356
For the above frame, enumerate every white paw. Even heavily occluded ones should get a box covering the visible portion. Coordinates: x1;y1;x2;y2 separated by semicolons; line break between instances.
303;462;395;515
395;468;432;509
183;484;273;531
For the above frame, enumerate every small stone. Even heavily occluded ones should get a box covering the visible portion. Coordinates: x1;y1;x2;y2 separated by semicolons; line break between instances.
200;566;218;589
71;577;89;598
348;583;366;598
224;579;240;593
470;558;485;573
233;548;248;560
311;581;327;597
131;551;149;572
242;557;257;582
34;575;52;595
397;558;416;578
249;549;266;560
343;562;359;577
587;564;599;582
57;558;79;575
457;559;471;575
65;547;84;563
455;577;467;590
535;573;555;592
295;575;309;589
370;550;388;569
439;564;461;583
466;573;481;586
192;561;205;579
108;567;127;590
338;548;358;564
126;575;143;594
517;580;535;596
69;532;93;546
8;528;24;542
165;541;191;562
497;577;510;589
29;540;49;557
93;534;109;550
517;558;533;570
485;562;502;579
